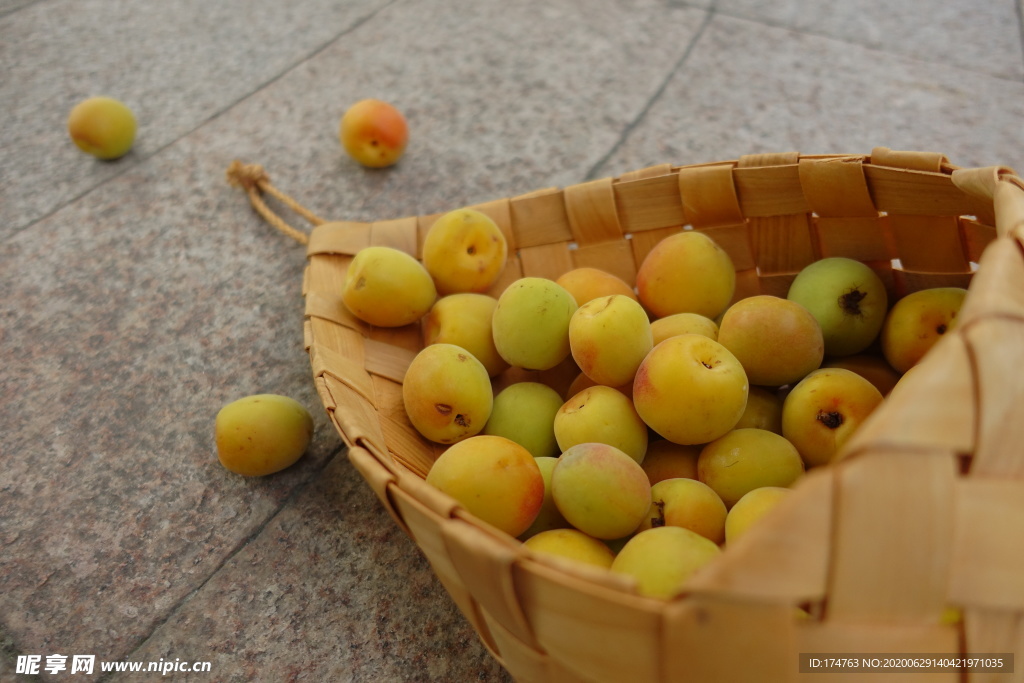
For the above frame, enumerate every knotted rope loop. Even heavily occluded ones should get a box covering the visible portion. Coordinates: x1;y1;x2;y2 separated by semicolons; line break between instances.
226;161;328;246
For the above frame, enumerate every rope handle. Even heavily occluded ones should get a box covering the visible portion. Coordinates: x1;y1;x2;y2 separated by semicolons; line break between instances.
226;161;326;245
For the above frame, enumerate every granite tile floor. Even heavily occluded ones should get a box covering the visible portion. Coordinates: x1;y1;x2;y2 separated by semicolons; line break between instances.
2;0;1023;681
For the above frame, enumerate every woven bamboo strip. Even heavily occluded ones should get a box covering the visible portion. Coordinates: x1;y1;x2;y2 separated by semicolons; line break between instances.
664;595;801;682
304;290;362;329
482;616;553;683
509;190;574;248
378;415;436;479
841;334;975;456
748;213;818;274
516;243;574;284
962;609;1022;683
305;221;370;255
442;517;538;647
798;156;878;217
370;216;419;255
309;343;374;403
346;444;410;536
994;179;1024;240
619;162;674;182
395;487;504;657
615;174;684;234
362;338;415;383
698;223;756;270
892;268;974;295
733;164;808;217
871;147;949;173
813;216;891;262
564;177;622;245
864;165;993;218
570;240;636;284
828;449;957;623
677;162;744;227
687;468;832;603
949;478;1024;610
964;318;1024;476
514;559;662;682
797;622;960;683
959;235;1024;327
961;219;998;263
366;319;421;355
305;311;366;365
612;174;684;233
889;215;971;271
319;375;386;455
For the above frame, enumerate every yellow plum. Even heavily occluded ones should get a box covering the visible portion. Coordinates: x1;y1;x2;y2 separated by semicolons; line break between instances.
881;287;967;374
339;98;408;168
637;477;727;544
633;334;748;445
823;354;902;396
519;456;570;539
787;257;888;357
402;344;493;444
725;486;791;544
733;385;784;433
697;428;804;508
610;526;721;599
636;231;736;320
781;367;884;467
524;528;616;569
422;293;508;376
342;246;436;327
422;208;508;294
551;442;651;540
492;277;578;371
555;267;638;306
215;394;314;476
554;385;648;464
641;440;700;486
426;435;544;537
483;382;563;458
67;96;137;160
650;312;719;345
569;294;653;387
717;295;824;387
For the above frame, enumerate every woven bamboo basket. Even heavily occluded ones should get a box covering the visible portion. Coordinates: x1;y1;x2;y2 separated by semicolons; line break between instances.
228;148;1024;683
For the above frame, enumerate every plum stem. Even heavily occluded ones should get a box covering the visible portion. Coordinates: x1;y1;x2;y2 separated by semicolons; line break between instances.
817;410;843;429
651;500;666;527
839;288;868;316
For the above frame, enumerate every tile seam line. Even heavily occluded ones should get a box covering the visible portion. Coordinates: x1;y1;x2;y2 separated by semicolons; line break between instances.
1017;0;1024;80
0;0;41;21
711;5;1024;84
2;0;401;246
584;4;717;181
94;444;348;683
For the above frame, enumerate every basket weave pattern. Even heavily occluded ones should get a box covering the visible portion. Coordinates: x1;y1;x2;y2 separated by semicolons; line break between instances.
295;149;1024;682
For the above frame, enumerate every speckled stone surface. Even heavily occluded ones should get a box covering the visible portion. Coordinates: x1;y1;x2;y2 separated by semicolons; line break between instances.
2;0;1024;681
716;0;1024;80
112;456;508;683
591;11;1024;177
0;0;390;237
